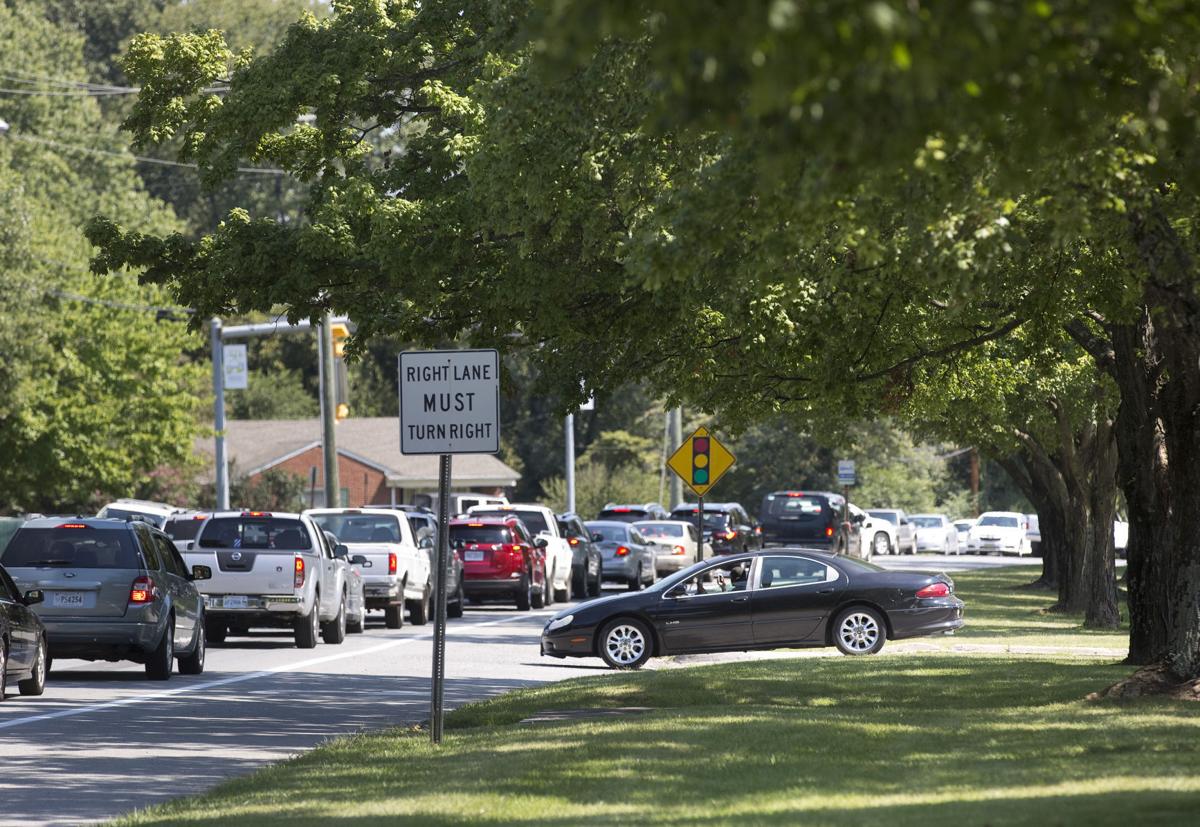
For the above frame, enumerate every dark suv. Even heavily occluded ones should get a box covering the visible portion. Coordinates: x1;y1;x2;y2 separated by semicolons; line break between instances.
668;503;761;555
759;491;846;549
596;503;670;523
2;517;212;680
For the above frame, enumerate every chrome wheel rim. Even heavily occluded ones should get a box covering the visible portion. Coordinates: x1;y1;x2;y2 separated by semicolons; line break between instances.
605;624;646;665
839;612;880;653
873;534;889;555
34;640;45;687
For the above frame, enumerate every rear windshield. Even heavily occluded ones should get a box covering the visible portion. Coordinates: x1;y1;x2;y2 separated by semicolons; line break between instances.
164;518;206;541
867;511;899;525
99;507;167;528
597;509;649;523
834;557;887;574
978;515;1020;528
472;510;549;535
588;524;629;543
670;511;730;530
198;517;312;549
310;514;403;543
3;527;140;569
764;495;827;519
636;523;684;538
909;517;943;528
450;525;512;545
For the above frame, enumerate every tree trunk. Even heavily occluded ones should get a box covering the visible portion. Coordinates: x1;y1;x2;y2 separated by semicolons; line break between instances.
997;454;1061;590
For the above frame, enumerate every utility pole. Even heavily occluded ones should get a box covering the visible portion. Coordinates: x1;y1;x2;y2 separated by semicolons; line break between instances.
318;313;340;508
565;413;576;513
668;407;683;508
969;448;981;516
210;318;230;510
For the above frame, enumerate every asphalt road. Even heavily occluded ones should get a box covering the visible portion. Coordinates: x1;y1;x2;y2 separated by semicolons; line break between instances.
0;552;1041;826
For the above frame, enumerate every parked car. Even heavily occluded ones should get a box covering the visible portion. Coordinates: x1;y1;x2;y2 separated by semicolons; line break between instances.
96;499;186;530
952;518;976;549
307;508;433;628
866;509;917;554
1114;520;1130;559
633;520;711;573
184;511;351;648
585;521;657;590
322;530;367;633
449;517;548;609
759;491;846;549
909;514;960;554
0;563;47;698
466;504;573;603
163;511;210;552
556;513;603;598
596;503;671;523
847;504;895;560
965;512;1032;556
669;503;761;555
542;549;965;669
1026;514;1041;556
3;517;210;679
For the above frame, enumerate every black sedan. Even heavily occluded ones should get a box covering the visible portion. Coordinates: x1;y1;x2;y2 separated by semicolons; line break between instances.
541;549;965;669
1;563;48;698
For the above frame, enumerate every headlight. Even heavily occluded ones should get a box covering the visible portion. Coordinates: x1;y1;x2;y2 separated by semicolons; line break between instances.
546;614;574;632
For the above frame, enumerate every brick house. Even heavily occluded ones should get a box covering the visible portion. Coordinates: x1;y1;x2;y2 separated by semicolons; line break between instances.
204;418;520;508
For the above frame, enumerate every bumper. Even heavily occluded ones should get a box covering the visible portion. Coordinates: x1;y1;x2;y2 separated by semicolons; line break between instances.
601;557;638;580
916;541;947;552
967;543;1017;554
541;630;593;658
762;534;835;549
463;577;525;596
43;618;162;659
364;581;403;608
654;555;691;572
889;601;966;640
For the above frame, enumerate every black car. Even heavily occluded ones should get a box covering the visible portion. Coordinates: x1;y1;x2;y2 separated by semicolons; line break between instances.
556;513;603;599
596;502;670;523
0;563;47;698
541;549;965;669
669;502;761;555
759;491;846;549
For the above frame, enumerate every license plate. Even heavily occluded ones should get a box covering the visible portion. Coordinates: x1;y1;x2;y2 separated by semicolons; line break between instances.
52;591;87;608
464;550;484;562
222;595;249;609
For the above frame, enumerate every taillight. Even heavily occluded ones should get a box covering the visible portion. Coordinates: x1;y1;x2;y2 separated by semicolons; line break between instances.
916;582;951;598
294;556;306;588
723;530;737;541
825;525;835;537
129;576;155;604
674;545;686;555
755;526;762;535
388;553;398;575
615;546;630;556
568;536;580;546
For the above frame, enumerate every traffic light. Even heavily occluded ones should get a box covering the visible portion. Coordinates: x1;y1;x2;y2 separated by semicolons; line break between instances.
330;322;351;359
692;435;710;487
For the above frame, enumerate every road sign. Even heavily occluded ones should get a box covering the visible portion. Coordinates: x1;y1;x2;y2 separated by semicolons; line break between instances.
668;426;736;497
222;344;248;390
398;349;500;455
837;459;857;486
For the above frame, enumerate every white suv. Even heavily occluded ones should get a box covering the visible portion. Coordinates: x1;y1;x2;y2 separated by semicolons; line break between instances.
966;511;1032;556
466;504;573;602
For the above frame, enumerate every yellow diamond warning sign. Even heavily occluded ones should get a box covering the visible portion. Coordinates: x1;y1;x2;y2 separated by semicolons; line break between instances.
667;426;736;497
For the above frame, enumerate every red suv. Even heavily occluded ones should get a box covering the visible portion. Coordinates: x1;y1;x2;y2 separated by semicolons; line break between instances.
448;517;548;610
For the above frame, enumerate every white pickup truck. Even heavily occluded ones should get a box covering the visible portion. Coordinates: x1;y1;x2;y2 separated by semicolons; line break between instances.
306;508;431;629
466;504;573;603
183;511;352;648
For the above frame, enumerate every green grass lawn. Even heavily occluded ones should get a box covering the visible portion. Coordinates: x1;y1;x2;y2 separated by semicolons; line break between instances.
118;567;1197;826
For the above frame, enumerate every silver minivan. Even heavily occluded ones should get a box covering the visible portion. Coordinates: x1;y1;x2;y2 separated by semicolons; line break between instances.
1;517;211;680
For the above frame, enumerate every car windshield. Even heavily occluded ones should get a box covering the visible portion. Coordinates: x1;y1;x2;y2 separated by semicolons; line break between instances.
198;517;312;549
635;523;684;538
670;512;729;530
164;517;207;541
99;507;167;528
765;495;826;518
310;514;402;543
978;515;1020;528
587;524;629;543
450;525;512;545
909;517;943;528
833;556;887;574
473;509;549;534
867;511;899;525
2;527;140;569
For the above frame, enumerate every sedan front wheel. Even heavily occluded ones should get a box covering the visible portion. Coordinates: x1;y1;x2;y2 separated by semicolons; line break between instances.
833;607;886;656
598;618;653;670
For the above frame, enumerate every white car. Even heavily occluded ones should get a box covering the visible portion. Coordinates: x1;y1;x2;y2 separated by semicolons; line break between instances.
849;504;897;559
909;514;959;554
97;499;186;530
952;519;976;550
633;520;713;573
966;511;1032;556
467;504;573;602
1114;520;1129;558
865;509;918;554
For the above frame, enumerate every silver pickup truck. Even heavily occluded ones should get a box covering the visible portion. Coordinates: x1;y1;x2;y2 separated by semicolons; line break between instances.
182;511;351;648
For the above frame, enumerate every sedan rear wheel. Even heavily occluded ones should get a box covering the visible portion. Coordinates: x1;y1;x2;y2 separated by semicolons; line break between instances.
833;607;886;656
599;618;652;670
872;532;891;557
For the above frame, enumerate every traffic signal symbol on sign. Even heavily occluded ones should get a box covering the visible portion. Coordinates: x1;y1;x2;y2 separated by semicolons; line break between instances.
668;427;735;497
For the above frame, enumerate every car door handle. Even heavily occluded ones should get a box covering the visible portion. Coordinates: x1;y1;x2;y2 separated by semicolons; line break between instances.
817;588;836;594
665;620;680;625
732;596;748;603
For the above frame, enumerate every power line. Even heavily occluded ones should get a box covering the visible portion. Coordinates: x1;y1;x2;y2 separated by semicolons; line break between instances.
33;256;195;316
9;133;287;176
0;70;228;97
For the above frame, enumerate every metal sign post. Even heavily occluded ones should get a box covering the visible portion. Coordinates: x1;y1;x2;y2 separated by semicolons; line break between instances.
398;348;500;745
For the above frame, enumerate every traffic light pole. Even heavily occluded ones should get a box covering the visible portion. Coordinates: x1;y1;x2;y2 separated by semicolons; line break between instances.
430;453;452;744
696;495;704;562
210;318;230;510
318;313;340;507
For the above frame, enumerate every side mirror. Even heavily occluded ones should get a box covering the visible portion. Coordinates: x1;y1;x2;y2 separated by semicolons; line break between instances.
420;536;435;550
333;544;349;559
534;537;549;549
851;513;865;524
23;589;44;606
186;541;195;550
191;565;213;581
350;554;369;566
